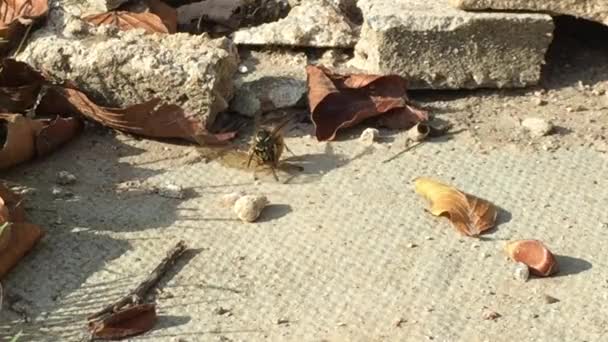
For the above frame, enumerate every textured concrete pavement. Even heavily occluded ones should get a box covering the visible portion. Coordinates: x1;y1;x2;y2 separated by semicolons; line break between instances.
1;126;607;341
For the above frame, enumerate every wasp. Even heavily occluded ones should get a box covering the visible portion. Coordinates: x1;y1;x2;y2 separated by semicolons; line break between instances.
247;117;296;181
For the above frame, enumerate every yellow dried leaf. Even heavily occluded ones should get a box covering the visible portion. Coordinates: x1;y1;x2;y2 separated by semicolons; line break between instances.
414;177;497;236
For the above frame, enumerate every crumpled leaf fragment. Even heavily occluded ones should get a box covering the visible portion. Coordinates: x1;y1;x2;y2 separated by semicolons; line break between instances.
0;113;83;170
0;58;46;112
0;183;44;278
414;177;497;237
38;87;235;144
84;0;177;34
0;0;49;52
306;65;428;141
88;304;157;340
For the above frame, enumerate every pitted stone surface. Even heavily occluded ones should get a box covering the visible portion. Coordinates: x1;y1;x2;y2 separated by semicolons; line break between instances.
349;0;554;89
451;0;608;27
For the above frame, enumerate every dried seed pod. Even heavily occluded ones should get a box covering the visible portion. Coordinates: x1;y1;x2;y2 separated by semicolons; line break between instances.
505;240;558;277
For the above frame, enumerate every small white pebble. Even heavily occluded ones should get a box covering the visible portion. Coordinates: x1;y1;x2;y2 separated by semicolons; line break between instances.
157;183;185;199
513;262;530;282
238;65;249;74
407;243;418;248
521;117;553;137
359;128;380;145
57;171;77;185
234;194;268;223
51;186;73;199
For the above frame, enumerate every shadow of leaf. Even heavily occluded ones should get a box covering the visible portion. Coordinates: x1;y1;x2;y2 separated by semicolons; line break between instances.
553;255;593;277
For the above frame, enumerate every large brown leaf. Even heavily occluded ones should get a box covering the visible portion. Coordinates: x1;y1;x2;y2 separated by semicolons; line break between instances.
0;58;46;112
0;222;43;277
38;86;235;144
306;65;428;141
88;304;157;340
0;183;43;279
84;0;178;34
414;177;497;237
0;0;49;52
0;113;83;170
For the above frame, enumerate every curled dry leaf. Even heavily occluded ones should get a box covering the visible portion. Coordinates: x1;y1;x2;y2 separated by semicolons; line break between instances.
414;177;497;237
0;59;46;113
88;304;157;340
306;65;428;141
38;87;234;144
0;183;44;278
0;113;83;170
85;0;177;34
0;0;49;52
505;239;558;277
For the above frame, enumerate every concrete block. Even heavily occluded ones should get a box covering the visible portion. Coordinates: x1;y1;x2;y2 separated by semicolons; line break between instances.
450;0;608;27
350;0;554;89
18;16;238;128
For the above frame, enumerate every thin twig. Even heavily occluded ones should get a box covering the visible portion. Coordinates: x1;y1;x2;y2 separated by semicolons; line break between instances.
13;24;33;57
87;240;187;321
382;141;423;164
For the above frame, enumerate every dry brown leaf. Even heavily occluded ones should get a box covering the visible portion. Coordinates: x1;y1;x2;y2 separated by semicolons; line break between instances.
0;59;46;113
0;0;48;51
0;182;25;222
38;86;235;144
0;113;42;169
414;177;497;237
0;184;43;277
84;4;176;34
505;240;558;277
88;304;157;340
0;222;43;277
306;65;428;141
0;113;83;170
146;0;177;33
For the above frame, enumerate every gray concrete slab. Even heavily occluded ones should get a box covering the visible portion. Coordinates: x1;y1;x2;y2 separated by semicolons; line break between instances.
1;124;607;341
350;0;554;89
451;0;608;27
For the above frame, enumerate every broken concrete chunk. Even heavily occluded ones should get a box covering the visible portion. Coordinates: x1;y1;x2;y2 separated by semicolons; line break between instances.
450;0;608;27
230;50;308;116
350;0;554;89
232;0;358;48
522;117;553;137
18;24;239;128
234;194;269;223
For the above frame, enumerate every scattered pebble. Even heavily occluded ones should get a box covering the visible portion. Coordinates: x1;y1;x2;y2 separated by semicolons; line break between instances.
543;295;560;304
220;192;246;208
425;236;434;241
214;307;232;316
394;318;407;327
238;65;249;74
277;318;290;325
51;186;73;199
406;243;418;248
532;98;547;106
234;194;269;223
156;183;185;199
592;88;606;96
359;128;380;145
56;171;77;185
513;262;530;282
521;117;553;137
482;309;501;321
336;322;347;327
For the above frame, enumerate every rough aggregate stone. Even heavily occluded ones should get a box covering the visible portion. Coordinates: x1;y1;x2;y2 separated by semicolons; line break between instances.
450;0;608;27
18;16;239;128
349;0;554;89
231;0;358;48
230;49;308;116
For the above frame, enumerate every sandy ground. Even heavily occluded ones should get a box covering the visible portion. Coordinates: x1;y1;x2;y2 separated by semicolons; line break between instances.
1;16;608;342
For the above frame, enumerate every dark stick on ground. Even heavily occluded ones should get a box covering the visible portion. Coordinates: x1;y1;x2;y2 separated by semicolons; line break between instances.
87;240;188;321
